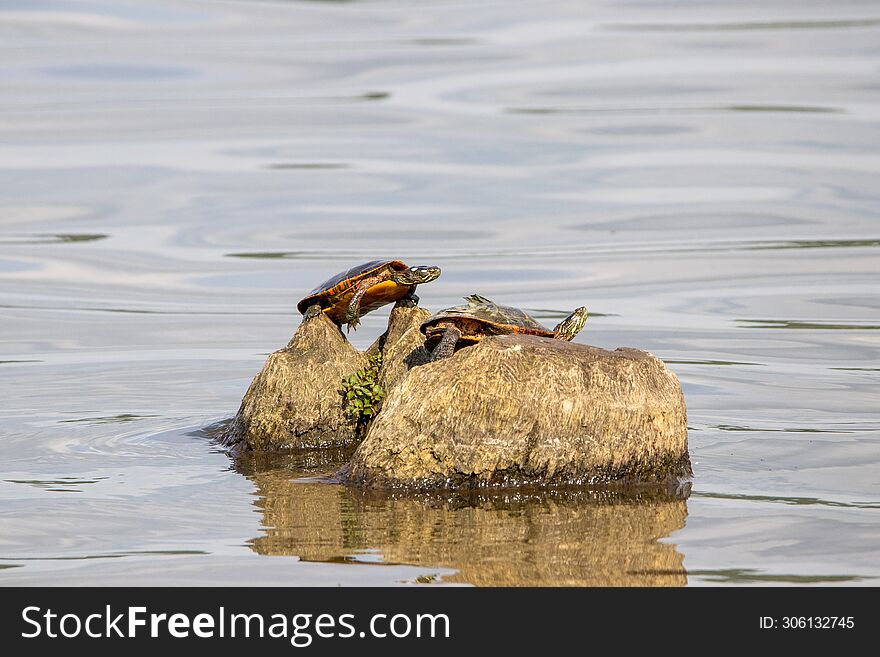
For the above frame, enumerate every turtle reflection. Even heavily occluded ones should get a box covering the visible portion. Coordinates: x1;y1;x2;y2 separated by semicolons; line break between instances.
235;450;690;586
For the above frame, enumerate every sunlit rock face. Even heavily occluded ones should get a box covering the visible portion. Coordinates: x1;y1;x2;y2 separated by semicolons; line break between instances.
374;303;433;394
222;302;430;453
344;334;691;489
222;313;366;453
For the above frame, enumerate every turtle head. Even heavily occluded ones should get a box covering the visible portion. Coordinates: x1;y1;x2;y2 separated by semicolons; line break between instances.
553;306;588;341
391;265;441;286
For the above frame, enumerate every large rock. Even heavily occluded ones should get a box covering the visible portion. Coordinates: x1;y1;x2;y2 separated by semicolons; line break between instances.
221;313;366;453
343;334;691;488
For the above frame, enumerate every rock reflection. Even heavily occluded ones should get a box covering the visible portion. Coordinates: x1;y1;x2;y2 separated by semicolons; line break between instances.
235;450;690;586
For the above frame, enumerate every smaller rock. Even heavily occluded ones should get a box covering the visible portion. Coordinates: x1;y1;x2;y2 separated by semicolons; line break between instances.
376;303;433;393
221;313;366;453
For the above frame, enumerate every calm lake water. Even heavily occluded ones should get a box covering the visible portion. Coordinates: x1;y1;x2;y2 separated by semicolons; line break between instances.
1;0;878;586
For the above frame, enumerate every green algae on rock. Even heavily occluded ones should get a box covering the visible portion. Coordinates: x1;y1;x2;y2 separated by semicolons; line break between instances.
340;352;384;432
341;334;691;489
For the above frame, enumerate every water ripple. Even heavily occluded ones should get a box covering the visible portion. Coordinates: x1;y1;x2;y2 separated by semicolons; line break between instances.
738;319;880;330
0;234;108;245
507;104;843;115
693;491;880;510
605;19;880;32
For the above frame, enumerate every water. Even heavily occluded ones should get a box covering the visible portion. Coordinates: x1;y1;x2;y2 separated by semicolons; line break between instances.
1;0;878;586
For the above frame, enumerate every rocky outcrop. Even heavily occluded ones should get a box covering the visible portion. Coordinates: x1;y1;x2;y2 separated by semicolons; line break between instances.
221;313;366;453
222;301;433;454
375;303;432;393
343;334;690;489
222;300;691;491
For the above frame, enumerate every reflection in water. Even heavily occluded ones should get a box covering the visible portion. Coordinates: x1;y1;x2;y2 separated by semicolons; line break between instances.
235;450;691;586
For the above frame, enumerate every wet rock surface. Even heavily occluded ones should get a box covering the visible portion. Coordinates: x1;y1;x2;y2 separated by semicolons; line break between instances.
342;334;691;489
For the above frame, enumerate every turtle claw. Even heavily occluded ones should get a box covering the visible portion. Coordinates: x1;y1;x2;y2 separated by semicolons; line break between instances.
304;304;323;320
397;293;419;309
346;315;360;332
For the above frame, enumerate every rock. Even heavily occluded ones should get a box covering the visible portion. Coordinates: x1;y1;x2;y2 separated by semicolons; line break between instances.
375;303;432;393
343;334;691;488
221;313;366;453
221;301;433;454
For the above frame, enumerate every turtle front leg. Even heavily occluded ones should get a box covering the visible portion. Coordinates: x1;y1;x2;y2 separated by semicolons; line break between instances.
304;303;324;320
430;325;461;361
396;290;419;309
345;275;380;331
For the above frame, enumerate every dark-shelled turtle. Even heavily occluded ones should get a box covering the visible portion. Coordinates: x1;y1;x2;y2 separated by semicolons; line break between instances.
297;260;441;331
421;294;588;360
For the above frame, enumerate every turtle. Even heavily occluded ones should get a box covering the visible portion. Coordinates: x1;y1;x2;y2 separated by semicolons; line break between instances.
297;260;441;331
421;294;588;361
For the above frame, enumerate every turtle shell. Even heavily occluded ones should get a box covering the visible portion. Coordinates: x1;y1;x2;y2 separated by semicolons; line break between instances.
421;296;554;345
296;259;409;318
